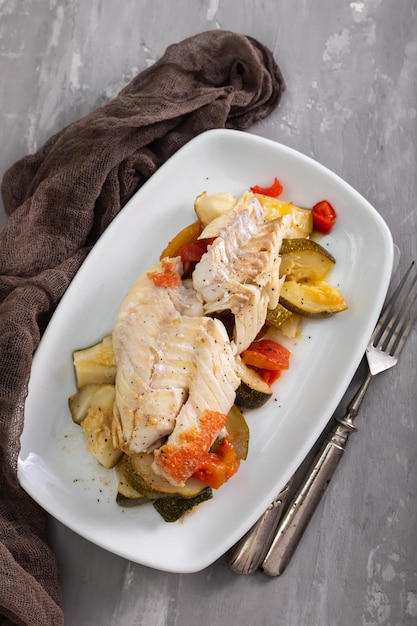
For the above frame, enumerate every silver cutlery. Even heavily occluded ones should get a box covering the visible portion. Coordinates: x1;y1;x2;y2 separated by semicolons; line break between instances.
260;261;417;576
229;479;294;575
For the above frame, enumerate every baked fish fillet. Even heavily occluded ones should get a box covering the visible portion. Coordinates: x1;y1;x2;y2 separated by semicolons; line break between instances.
111;257;240;485
112;191;289;486
192;191;291;353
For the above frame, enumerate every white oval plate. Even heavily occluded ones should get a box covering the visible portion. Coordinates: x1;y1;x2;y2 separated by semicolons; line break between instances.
18;129;394;573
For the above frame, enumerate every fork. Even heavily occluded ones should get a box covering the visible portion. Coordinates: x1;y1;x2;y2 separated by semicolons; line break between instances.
259;261;417;577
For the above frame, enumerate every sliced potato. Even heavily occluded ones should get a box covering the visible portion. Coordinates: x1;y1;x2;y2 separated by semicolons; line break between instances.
279;280;348;317
194;191;237;226
73;335;116;388
279;238;336;281
81;384;123;468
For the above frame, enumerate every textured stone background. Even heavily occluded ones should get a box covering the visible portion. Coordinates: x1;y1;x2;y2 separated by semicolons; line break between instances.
1;1;416;624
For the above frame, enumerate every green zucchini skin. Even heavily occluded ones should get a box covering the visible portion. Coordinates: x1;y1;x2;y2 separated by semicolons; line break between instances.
152;487;213;522
225;405;250;460
235;381;272;410
116;493;151;508
279;238;336;282
279;280;348;317
265;303;293;328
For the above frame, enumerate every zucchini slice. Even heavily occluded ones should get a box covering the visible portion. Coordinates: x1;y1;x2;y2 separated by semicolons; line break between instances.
125;454;207;499
279;280;348;317
115;456;150;507
68;383;103;424
278;312;303;339
279;239;336;281
266;302;293;328
226;406;250;460
73;335;116;388
116;493;149;508
81;384;123;468
235;381;272;410
234;355;272;409
235;356;272;396
152;487;213;522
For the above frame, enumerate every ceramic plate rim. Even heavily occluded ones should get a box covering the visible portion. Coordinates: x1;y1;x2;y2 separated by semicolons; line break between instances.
18;129;394;573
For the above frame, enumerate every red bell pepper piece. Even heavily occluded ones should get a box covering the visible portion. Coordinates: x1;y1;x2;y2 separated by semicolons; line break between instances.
241;339;291;371
250;176;284;198
177;237;216;263
193;438;240;489
312;200;337;234
258;368;282;386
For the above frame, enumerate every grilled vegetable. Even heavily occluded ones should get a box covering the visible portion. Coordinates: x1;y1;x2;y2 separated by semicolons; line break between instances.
115;456;150;507
68;383;103;424
255;195;313;238
277;312;302;339
192;438;240;489
234;354;273;409
241;339;290;372
159;220;202;259
289;205;314;239
194;191;237;225
125;454;207;499
73;335;116;388
177;237;215;264
250;177;283;197
279;238;336;281
225;406;250;460
312;200;337;234
81;384;123;468
266;303;293;329
235;381;272;410
116;493;149;508
279;280;348;317
235;356;272;395
152;487;213;522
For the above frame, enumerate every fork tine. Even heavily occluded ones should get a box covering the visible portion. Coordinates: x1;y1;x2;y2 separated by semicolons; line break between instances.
371;261;416;349
384;269;417;355
391;292;417;359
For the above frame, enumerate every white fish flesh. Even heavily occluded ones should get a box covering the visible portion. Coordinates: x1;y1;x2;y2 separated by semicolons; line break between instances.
111;257;239;484
192;191;291;353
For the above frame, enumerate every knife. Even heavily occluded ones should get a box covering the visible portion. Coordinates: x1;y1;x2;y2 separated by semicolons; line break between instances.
228;478;293;575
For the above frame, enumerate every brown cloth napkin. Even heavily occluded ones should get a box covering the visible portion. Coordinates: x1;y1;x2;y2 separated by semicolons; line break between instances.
0;30;285;626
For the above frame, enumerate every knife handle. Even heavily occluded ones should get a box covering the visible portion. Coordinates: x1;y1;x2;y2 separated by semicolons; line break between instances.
261;416;357;577
261;372;373;576
229;480;293;575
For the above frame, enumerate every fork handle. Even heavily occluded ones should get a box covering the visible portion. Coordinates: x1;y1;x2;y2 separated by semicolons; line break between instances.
261;372;373;577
